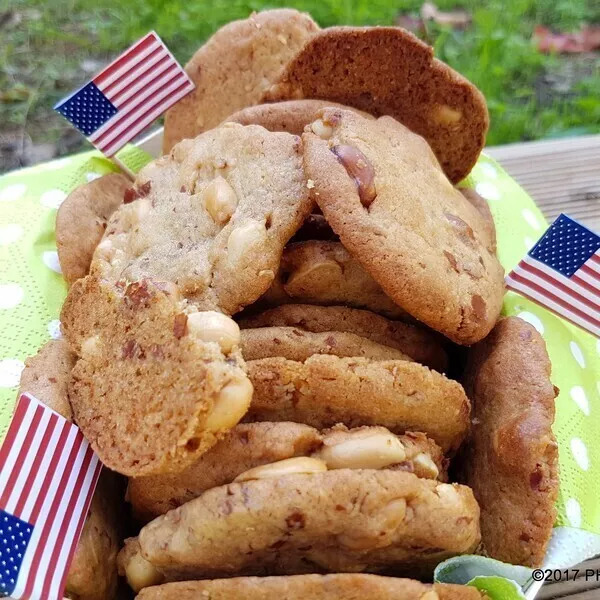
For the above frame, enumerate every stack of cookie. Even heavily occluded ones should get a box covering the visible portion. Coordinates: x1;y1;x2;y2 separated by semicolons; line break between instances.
18;8;559;600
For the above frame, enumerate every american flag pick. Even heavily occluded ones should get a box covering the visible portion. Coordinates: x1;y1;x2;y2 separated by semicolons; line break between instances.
0;394;101;600
506;213;600;337
54;31;194;156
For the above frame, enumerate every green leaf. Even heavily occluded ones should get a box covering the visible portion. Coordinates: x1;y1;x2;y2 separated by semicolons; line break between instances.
468;576;527;600
434;555;532;586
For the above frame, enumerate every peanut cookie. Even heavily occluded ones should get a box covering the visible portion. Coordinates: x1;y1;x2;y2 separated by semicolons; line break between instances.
241;326;413;361
61;275;252;477
239;304;447;371
246;355;470;453
303;109;504;344
118;470;480;588
129;423;446;522
223;99;373;135
258;241;408;320
136;575;486;600
461;317;559;567
460;188;496;252
264;27;488;183
162;9;319;153
18;341;121;600
56;173;129;285
93;123;311;315
19;339;75;419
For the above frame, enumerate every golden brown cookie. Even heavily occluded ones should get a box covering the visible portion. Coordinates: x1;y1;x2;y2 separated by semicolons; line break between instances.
136;575;487;600
264;26;488;183
128;423;446;522
223;99;373;135
461;317;559;567
460;188;496;252
303;108;504;344
61;276;252;477
119;470;480;587
18;341;121;600
239;303;447;371
241;326;413;361
94;124;311;316
128;422;322;522
56;173;129;285
18;339;75;419
258;241;409;320
246;355;470;453
162;10;319;153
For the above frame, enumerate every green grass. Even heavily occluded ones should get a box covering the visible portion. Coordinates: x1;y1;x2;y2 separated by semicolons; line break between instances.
1;0;599;170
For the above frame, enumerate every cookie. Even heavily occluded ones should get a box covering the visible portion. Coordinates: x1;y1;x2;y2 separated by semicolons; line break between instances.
18;341;121;600
128;423;446;522
239;304;447;371
93;123;311;315
263;26;488;183
259;241;409;320
136;574;486;600
246;355;470;453
303;108;504;344
61;275;252;477
241;326;414;361
223;99;373;136
18;339;75;420
162;9;319;153
461;317;559;567
290;213;338;242
128;422;322;522
119;470;480;587
56;173;130;285
459;188;496;252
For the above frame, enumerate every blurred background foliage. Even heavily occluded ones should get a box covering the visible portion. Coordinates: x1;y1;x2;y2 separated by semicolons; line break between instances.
1;0;599;171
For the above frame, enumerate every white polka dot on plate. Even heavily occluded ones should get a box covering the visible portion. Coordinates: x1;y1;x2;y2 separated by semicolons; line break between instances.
517;310;544;334
42;251;62;274
475;181;500;201
570;386;590;416
571;438;589;471
40;189;67;209
0;358;25;388
0;183;27;202
479;163;498;179
0;224;23;246
570;341;586;368
0;283;24;309
48;319;62;340
566;498;582;528
86;172;102;182
522;208;541;230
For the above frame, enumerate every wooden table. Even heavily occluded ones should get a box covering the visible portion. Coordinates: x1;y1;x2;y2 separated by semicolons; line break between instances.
489;135;600;599
487;134;600;232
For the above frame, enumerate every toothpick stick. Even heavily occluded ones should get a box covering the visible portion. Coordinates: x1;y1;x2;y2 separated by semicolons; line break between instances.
110;155;136;181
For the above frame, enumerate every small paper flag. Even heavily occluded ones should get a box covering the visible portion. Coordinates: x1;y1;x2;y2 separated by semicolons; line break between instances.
0;394;101;600
54;31;194;157
506;213;600;337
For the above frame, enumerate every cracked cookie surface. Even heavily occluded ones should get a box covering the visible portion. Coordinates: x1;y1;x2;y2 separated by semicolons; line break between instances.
93;123;311;315
303;108;504;344
120;470;480;583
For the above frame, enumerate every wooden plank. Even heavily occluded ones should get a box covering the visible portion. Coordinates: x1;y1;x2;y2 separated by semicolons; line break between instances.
487;135;600;232
536;557;600;599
